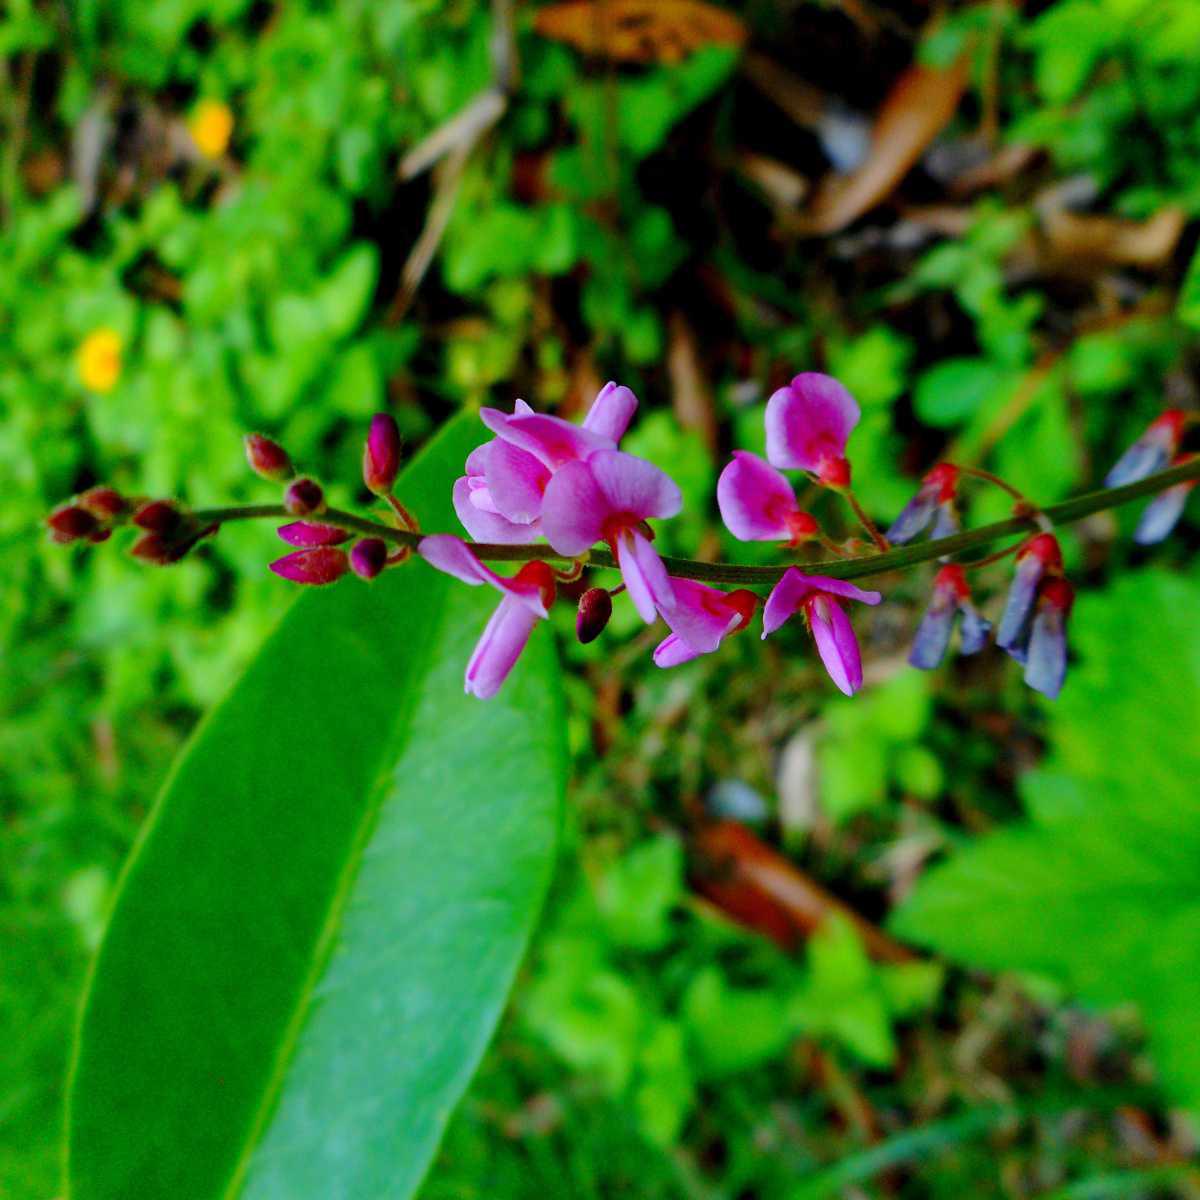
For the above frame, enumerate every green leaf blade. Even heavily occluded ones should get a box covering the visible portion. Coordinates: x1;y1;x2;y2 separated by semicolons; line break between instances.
67;416;567;1200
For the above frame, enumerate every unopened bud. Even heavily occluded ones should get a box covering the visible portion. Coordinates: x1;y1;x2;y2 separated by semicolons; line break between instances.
576;587;613;644
244;433;293;482
47;504;100;543
132;500;183;536
277;520;351;548
269;547;348;585
363;414;402;496
78;486;126;521
283;477;324;516
130;532;186;565
350;537;389;580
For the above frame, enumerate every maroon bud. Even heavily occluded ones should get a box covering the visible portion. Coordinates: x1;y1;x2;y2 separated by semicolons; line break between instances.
576;587;613;644
363;413;402;496
283;477;324;516
78;486;126;521
269;547;348;585
350;537;388;580
132;500;183;536
47;504;100;543
130;532;186;565
277;520;351;548
245;433;293;482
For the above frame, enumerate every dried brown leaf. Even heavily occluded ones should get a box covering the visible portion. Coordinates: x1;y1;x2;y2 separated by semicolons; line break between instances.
534;0;747;64
667;313;718;454
1041;207;1186;270
797;59;968;235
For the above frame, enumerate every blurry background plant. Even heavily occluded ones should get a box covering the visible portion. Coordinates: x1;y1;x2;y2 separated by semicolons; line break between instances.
4;0;1200;1196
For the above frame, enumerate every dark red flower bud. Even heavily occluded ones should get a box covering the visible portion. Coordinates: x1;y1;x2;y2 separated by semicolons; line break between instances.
576;587;613;644
269;547;348;585
130;532;186;565
277;521;351;547
132;500;183;536
244;433;293;482
78;486;126;521
363;413;402;496
283;477;324;516
47;504;99;543
350;538;389;580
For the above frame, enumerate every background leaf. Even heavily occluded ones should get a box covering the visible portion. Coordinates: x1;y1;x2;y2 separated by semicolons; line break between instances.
892;570;1200;1107
67;415;567;1200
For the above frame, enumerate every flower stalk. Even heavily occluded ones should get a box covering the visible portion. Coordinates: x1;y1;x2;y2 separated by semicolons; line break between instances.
189;454;1200;587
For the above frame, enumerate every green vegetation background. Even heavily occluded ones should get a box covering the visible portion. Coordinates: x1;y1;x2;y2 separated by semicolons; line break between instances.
4;0;1200;1196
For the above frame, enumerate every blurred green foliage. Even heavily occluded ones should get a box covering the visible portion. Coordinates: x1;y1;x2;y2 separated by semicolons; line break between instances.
4;0;1200;1196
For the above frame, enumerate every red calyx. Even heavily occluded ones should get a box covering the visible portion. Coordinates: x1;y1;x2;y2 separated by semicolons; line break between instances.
933;563;970;600
514;560;556;609
725;589;759;632
785;511;819;546
1018;532;1062;571
1039;576;1075;615
924;463;960;504
1151;409;1188;446
817;456;851;489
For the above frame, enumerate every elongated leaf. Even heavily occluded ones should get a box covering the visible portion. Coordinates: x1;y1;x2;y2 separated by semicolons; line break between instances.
67;415;567;1200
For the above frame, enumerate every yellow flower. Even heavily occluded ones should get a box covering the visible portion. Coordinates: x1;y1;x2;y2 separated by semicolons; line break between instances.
77;328;123;393
189;99;234;159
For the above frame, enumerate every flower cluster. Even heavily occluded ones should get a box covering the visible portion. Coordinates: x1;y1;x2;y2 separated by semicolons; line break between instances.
46;375;1197;705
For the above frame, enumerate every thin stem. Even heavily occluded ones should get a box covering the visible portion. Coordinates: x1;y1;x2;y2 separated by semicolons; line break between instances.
191;456;1200;589
843;488;890;552
955;463;1030;504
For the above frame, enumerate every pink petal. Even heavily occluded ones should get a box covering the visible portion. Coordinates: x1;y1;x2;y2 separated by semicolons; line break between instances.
484;439;551;524
588;449;683;522
653;633;703;669
616;528;675;623
540;460;608;555
761;569;880;637
716;451;796;541
276;521;352;547
453;478;539;544
482;410;609;471
765;373;861;472
418;534;547;615
268;547;348;585
583;381;638;443
663;578;742;653
809;596;864;696
465;595;540;699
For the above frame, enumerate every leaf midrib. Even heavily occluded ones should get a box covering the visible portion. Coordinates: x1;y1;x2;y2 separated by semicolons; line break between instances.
218;579;452;1200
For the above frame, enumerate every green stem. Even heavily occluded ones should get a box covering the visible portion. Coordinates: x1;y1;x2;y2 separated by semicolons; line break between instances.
192;456;1200;588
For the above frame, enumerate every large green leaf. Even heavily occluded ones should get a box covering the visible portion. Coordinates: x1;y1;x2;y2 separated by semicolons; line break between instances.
892;570;1200;1107
67;415;567;1199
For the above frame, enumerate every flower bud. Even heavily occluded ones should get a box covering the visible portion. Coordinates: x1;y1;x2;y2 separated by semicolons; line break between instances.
130;532;187;565
78;486;126;521
47;504;100;543
363;414;402;496
269;547;349;585
132;499;183;536
277;521;351;547
350;538;389;580
576;587;613;644
244;433;293;482
283;477;324;516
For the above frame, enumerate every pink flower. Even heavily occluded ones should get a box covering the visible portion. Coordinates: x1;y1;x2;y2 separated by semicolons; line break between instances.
886;463;961;544
418;535;556;699
653;580;757;668
761;569;882;695
541;449;682;623
716;451;819;545
1104;409;1187;487
452;384;640;544
765;373;860;488
277;521;352;547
